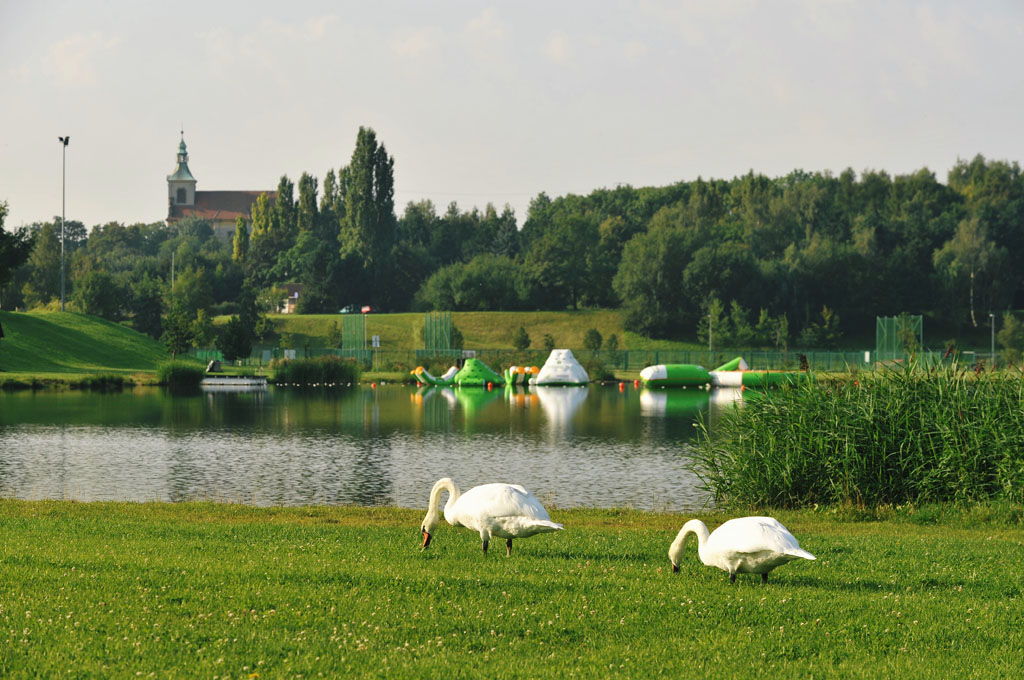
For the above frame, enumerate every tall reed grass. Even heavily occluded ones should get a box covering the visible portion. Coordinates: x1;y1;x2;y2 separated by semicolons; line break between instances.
156;361;205;389
271;355;361;386
693;364;1024;508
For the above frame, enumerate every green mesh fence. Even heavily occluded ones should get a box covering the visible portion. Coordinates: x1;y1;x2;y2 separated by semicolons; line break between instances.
342;314;366;350
423;311;452;351
876;315;923;362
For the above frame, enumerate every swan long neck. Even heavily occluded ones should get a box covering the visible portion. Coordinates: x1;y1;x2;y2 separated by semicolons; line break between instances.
426;478;460;527
668;519;711;567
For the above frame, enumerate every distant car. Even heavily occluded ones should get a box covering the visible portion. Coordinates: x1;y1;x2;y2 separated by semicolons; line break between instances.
339;305;355;314
361;305;374;314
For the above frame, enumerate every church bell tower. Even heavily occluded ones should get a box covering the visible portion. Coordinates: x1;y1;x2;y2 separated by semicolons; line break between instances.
167;133;197;208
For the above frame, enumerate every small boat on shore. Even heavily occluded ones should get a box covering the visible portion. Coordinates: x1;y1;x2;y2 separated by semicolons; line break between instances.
200;375;268;389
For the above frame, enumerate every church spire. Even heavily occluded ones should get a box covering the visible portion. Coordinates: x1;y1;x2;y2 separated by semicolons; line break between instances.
169;132;196;182
167;132;197;208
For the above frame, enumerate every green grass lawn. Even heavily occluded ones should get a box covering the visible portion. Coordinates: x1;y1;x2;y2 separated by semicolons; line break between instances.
0;311;170;380
253;310;695;352
1;501;1020;678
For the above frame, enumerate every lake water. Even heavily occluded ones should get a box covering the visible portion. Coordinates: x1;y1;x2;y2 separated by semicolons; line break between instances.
0;384;743;511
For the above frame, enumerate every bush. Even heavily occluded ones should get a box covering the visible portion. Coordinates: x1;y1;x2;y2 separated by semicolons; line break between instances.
583;328;603;352
73;374;128;391
512;325;531;351
217;315;252;362
0;377;35;391
581;358;614;382
157;361;205;389
271;356;361;386
210;301;240;317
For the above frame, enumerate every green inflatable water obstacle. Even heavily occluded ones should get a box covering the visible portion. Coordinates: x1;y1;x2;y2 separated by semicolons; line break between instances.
740;371;807;388
452;358;505;387
712;357;748;372
709;356;810;388
411;365;458;386
639;363;711;387
504;365;538;386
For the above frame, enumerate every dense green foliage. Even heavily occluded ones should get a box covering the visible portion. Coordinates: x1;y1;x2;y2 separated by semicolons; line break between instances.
271;355;361;385
215;314;252;362
694;366;1024;508
155;360;204;388
5;149;1024;350
0;201;34;292
0;501;1021;678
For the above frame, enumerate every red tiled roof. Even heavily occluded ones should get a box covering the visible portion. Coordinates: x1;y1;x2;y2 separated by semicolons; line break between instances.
168;191;277;223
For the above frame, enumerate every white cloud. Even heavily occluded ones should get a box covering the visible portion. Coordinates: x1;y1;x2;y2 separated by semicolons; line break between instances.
43;32;119;86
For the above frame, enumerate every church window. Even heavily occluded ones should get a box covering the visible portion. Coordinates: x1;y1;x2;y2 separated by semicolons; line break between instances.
177;187;186;204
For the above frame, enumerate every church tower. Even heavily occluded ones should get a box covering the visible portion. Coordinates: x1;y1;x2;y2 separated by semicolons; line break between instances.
167;134;197;208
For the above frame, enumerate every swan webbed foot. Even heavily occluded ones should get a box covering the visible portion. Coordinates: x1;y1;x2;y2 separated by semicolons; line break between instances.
729;573;736;584
762;573;769;584
506;538;513;556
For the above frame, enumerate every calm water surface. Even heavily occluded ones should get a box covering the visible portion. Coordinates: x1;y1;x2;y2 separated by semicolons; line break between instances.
0;384;743;511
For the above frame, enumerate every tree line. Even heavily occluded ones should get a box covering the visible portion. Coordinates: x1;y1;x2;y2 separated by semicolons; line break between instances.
2;128;1023;353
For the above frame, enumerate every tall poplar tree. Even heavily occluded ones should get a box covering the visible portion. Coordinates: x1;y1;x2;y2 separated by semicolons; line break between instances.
232;215;249;263
290;172;342;312
275;175;297;241
338;126;396;307
296;173;318;234
245;192;277;287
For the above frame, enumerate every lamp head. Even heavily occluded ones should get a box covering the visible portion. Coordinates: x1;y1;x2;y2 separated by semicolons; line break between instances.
59;136;69;146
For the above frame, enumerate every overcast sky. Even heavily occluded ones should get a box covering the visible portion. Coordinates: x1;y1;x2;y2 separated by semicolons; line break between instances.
2;0;1023;231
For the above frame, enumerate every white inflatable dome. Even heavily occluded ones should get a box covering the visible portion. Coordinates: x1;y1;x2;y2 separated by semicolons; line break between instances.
531;349;590;385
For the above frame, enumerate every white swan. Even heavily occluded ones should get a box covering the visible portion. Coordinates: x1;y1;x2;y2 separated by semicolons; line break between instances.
668;516;815;583
421;478;563;555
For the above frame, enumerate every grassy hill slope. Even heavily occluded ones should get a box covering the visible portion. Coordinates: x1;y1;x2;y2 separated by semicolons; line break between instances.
0;311;170;377
259;310;704;351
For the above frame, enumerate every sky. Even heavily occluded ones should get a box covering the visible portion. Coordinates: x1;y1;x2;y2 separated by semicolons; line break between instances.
2;0;1023;231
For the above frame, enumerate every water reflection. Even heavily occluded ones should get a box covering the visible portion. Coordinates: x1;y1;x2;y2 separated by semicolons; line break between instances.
532;386;589;439
0;384;727;511
639;388;709;417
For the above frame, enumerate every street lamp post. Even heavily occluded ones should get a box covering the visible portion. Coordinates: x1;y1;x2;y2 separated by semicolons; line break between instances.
58;136;69;312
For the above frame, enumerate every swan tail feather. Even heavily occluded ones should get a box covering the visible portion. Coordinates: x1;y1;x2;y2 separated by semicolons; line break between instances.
787;548;816;561
529;520;564;533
